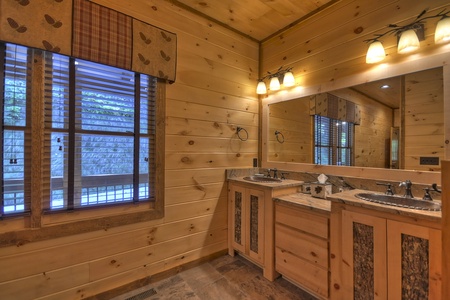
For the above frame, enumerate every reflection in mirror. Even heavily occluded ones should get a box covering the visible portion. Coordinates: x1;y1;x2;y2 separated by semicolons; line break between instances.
268;67;443;171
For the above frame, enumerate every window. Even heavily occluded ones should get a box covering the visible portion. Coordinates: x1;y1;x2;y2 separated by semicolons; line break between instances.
1;42;159;216
1;44;30;214
314;115;354;166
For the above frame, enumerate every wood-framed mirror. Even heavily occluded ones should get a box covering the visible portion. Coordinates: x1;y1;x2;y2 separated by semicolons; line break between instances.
261;52;450;184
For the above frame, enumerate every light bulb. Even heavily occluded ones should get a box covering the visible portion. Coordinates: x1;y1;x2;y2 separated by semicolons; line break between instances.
269;77;280;91
435;17;450;44
397;29;420;54
283;71;295;87
256;81;267;94
365;41;386;64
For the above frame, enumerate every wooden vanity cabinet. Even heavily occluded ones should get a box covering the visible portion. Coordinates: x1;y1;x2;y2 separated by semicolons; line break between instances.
337;208;442;300
229;184;265;265
228;180;299;281
274;202;330;299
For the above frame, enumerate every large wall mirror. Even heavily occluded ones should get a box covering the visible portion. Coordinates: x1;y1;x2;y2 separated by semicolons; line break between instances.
267;67;443;171
262;53;449;183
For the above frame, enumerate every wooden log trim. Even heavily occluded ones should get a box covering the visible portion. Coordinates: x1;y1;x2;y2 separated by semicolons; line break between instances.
0;208;164;248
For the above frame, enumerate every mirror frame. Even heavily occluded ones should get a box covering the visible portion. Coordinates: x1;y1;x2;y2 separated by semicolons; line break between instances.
261;51;450;184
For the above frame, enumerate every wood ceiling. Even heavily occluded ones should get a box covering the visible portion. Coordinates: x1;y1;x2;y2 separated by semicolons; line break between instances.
169;0;339;42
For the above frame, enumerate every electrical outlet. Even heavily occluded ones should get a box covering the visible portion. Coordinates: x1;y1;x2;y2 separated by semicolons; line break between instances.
419;157;439;165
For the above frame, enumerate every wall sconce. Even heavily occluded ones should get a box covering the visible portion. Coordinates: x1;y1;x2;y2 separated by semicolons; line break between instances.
364;9;450;64
256;66;295;94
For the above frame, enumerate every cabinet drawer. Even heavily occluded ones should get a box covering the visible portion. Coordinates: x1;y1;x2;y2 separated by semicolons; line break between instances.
276;223;328;268
276;247;328;299
275;203;329;239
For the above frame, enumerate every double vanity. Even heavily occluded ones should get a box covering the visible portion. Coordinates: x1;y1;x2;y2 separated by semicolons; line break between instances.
227;171;442;300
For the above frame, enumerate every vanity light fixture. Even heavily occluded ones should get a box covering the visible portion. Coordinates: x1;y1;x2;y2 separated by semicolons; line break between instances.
435;16;450;44
256;66;294;94
364;8;450;64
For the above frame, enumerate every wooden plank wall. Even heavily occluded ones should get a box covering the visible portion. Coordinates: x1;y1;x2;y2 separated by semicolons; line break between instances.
260;0;450;88
0;1;259;299
261;0;449;184
268;98;312;163
331;88;393;168
404;68;444;171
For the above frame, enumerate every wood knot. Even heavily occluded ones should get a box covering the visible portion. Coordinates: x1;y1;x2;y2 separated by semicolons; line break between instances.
181;157;191;163
353;26;364;34
188;140;194;145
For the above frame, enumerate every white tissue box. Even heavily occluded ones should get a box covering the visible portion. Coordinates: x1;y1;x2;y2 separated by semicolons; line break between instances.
310;182;332;199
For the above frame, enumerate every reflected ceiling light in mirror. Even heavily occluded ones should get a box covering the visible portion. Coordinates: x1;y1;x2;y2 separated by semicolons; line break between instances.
364;8;450;64
435;17;450;44
256;66;294;94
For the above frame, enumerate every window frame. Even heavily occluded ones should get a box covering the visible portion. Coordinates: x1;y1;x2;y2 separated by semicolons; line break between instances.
0;43;164;243
314;115;354;166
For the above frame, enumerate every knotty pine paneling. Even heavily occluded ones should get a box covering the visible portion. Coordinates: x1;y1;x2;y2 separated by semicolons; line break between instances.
0;0;258;299
165;168;226;188
404;68;444;171
164;198;227;223
0;213;226;282
261;0;450;86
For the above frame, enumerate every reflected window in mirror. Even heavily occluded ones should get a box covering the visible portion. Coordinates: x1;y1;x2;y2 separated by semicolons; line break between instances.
314;115;354;166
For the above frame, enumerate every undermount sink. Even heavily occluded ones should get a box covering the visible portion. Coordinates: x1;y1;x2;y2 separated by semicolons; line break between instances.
355;193;441;211
243;176;282;183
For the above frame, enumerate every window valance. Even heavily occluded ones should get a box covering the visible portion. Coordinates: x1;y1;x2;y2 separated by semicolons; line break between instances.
309;93;361;125
0;0;177;82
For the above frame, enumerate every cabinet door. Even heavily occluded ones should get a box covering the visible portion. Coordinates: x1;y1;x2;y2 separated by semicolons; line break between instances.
230;184;246;254
387;220;442;300
246;188;265;264
342;210;387;300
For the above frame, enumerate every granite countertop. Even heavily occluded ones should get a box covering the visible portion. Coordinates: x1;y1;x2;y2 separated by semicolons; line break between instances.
274;193;331;214
228;177;303;189
328;189;441;222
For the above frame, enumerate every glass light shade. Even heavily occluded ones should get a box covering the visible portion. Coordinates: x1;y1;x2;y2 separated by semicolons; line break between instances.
397;29;420;54
256;81;267;94
365;41;386;64
283;71;295;87
269;76;281;90
435;17;450;44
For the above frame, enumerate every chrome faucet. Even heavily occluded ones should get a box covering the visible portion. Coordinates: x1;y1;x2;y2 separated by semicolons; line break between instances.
399;180;413;198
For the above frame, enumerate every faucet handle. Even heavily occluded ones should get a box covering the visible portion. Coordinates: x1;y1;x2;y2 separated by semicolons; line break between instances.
376;182;394;195
431;183;441;193
423;187;433;201
280;172;289;180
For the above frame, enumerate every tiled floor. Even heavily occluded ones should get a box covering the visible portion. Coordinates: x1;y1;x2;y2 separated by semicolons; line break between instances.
111;254;318;300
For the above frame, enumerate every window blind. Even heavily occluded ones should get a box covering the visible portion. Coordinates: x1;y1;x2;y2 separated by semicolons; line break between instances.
43;52;157;210
314;115;354;166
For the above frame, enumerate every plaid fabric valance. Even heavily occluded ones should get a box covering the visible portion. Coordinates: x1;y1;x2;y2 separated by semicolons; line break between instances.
0;0;177;82
309;93;361;124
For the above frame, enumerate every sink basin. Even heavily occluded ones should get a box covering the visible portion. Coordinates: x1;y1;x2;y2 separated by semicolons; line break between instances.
243;176;282;183
355;193;441;211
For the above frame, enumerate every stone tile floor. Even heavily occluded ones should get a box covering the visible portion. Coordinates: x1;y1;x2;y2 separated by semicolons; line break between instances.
111;254;318;300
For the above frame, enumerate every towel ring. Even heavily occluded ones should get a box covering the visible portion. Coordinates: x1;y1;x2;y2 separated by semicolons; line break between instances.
275;130;285;143
237;127;249;141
